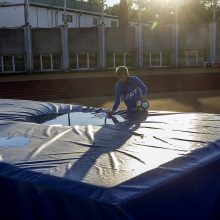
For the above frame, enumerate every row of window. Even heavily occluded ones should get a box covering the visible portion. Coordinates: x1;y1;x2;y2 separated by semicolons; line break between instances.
61;14;118;27
106;51;135;68
33;54;61;71
32;52;135;71
0;49;216;73
0;55;25;73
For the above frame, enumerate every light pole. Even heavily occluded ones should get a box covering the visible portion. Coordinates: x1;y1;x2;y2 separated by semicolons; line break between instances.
213;0;216;23
24;0;29;25
101;0;105;25
99;0;106;69
173;0;179;68
136;0;143;68
64;0;67;24
212;0;216;63
24;0;33;73
138;0;141;23
62;0;69;71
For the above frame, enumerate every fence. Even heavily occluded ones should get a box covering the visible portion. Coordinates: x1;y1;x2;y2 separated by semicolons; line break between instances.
0;22;219;74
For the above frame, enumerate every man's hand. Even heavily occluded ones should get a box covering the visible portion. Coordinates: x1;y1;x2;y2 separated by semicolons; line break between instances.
140;95;147;101
107;110;114;117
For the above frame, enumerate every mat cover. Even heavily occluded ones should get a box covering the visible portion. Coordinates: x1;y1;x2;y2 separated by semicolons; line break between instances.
0;99;220;220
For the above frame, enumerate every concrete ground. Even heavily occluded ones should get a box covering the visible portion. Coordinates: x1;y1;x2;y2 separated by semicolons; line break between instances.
53;89;220;114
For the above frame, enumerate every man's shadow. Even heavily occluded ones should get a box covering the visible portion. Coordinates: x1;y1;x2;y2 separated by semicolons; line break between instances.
64;111;148;182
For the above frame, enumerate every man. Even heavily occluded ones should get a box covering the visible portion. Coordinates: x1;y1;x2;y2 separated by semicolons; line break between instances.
108;66;148;117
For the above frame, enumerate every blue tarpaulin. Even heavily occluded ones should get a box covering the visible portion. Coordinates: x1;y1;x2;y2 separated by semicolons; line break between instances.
0;99;220;220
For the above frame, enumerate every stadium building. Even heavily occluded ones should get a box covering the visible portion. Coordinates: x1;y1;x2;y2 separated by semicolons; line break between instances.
0;0;219;74
0;0;119;28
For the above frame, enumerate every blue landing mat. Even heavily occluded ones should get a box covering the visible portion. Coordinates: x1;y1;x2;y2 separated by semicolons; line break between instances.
0;99;220;220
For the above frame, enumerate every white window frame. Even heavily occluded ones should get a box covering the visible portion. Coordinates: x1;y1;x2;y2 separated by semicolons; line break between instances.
1;55;15;73
111;51;135;69
77;52;89;70
148;50;170;68
93;17;98;26
14;54;26;72
113;52;116;68
183;49;199;67
149;51;161;67
62;14;73;23
68;52;98;70
125;51;135;68
0;56;3;73
40;54;53;71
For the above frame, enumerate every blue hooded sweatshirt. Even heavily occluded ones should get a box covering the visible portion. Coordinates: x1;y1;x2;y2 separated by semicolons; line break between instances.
112;76;147;111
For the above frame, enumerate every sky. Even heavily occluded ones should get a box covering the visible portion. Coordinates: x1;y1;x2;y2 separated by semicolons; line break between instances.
106;0;119;6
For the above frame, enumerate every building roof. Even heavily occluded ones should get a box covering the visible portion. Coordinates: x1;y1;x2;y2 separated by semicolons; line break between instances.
29;0;102;14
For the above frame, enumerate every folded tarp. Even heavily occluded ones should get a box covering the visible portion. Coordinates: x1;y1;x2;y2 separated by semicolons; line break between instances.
0;99;220;220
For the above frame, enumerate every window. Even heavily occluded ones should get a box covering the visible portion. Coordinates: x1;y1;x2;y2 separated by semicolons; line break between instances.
93;18;98;26
151;51;160;66
106;51;135;68
33;54;41;71
198;49;207;64
62;14;73;23
180;49;206;67
0;55;25;73
53;54;61;70
106;52;114;68
111;20;117;27
217;48;220;62
78;53;88;69
69;53;77;69
89;53;98;68
69;52;98;70
115;52;124;67
162;51;170;66
144;50;171;67
33;53;60;71
15;54;25;72
125;52;135;67
3;55;13;72
42;54;52;70
143;52;150;67
0;57;2;73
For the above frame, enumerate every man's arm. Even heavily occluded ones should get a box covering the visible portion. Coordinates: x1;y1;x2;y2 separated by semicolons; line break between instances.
108;84;121;116
135;77;147;96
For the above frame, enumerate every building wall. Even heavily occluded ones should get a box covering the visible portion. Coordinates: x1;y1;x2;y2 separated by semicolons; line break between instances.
0;23;219;73
0;5;24;27
106;27;135;51
0;4;118;28
179;24;209;49
32;28;61;54
143;25;172;50
0;28;24;54
0;0;23;3
69;28;98;52
28;6;117;28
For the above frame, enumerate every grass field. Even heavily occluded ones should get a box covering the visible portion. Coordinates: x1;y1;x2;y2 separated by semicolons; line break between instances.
52;89;220;114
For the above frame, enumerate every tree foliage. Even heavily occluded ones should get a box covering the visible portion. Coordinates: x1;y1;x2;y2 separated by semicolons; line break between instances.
104;0;220;25
119;0;129;27
87;0;103;5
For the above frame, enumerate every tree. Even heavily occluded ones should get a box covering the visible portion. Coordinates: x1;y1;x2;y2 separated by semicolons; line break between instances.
119;0;129;27
105;0;220;25
105;4;119;16
87;0;103;5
